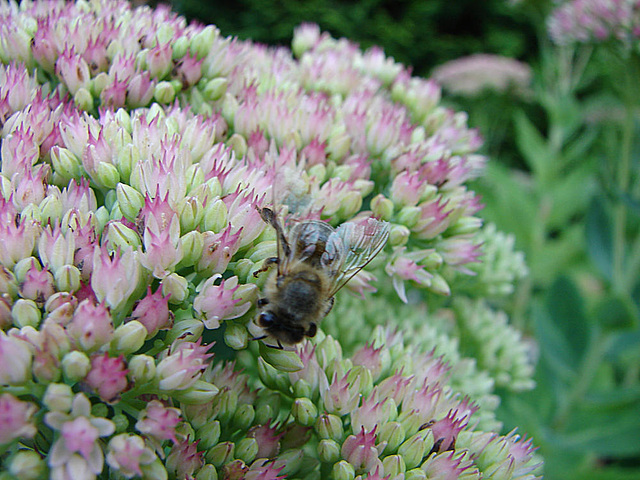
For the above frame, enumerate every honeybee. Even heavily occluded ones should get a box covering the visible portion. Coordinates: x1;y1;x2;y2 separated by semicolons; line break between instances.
252;206;390;347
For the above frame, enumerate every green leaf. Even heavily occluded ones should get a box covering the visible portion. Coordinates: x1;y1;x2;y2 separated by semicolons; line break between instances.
545;276;592;363
532;301;577;380
606;329;640;364
514;110;553;179
594;294;636;331
586;197;614;282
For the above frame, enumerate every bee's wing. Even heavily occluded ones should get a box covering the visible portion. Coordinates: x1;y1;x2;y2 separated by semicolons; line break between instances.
327;218;390;296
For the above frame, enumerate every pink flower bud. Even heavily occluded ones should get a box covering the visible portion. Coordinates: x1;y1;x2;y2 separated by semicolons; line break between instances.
341;427;380;473
131;286;173;339
85;353;129;402
66;299;114;352
106;433;157;477
0;393;37;445
165;436;204;479
139;212;183;279
193;275;256;329
0;330;32;385
91;245;141;313
156;338;213;391
19;258;55;304
55;46;91;95
135;400;181;445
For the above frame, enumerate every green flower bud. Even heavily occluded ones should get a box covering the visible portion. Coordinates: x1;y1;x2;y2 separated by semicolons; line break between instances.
203;78;228;102
202;198;228;233
95;206;110;233
259;342;304;373
161;273;189;304
317;439;340;463
140;458;168;480
109;203;123;221
112;413;129;433
224;322;249;350
54;265;81;293
293;378;313;399
233;258;254;283
106;221;141;250
337;191;363;220
116;183;144;222
91;72;108;96
273;449;304;476
62;350;91;383
173;380;220;405
207;441;234;467
333;165;352;182
327;130;351;161
43;383;74;412
186;164;205;193
315;335;342;367
197;420;221;450
331;460;355;480
428;273;450;296
232;404;255;431
389;224;411;247
292;397;318;427
12;299;41;328
378;421;406;455
74;87;93;111
315;413;344;441
382;454;406;477
111;320;146;354
154;81;176;104
398;431;431;470
178;231;204;269
227;132;247;159
196;464;218;480
216;388;238;424
178;197;204;233
346;366;372;397
165;318;204;344
370;194;394;221
190;26;217;59
221;92;238;125
95;161;120;189
447;216;483;236
39;194;63;224
116;144;137;184
13;257;37;284
8;450;46;480
396;468;423;480
128;354;156;383
256;357;291;393
397;205;421;229
91;402;109;418
308;163;326;182
235;437;258;464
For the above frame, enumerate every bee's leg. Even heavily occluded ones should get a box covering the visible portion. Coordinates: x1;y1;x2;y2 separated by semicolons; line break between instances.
257;206;291;257
253;256;279;277
251;334;268;341
324;297;335;316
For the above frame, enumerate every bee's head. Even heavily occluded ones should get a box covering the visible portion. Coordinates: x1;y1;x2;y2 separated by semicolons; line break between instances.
256;310;306;345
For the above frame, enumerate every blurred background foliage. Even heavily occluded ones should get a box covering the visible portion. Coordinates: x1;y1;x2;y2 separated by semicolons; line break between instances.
151;0;640;478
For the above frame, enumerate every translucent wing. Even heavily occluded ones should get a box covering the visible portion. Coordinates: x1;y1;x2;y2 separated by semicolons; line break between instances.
328;218;390;296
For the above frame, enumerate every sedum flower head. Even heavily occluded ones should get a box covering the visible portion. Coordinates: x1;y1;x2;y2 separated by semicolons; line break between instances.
0;1;539;478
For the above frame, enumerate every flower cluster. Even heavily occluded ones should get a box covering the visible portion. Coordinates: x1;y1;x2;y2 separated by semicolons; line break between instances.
0;0;538;478
548;0;640;46
431;54;532;97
